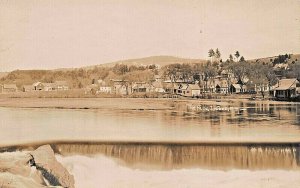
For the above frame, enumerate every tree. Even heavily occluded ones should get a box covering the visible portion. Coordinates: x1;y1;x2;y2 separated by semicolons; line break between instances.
235;51;240;62
229;54;233;62
208;49;215;63
239;56;245;62
215;48;221;59
113;64;128;75
229;61;249;83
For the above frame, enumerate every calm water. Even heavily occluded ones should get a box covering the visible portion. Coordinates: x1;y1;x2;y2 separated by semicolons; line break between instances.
0;100;300;145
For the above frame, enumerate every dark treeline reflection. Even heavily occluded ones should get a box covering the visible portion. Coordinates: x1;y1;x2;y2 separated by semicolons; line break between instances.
54;143;300;170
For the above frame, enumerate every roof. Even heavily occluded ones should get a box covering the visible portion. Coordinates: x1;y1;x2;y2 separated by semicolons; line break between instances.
152;82;163;88
231;84;241;89
221;69;233;75
180;84;189;90
43;83;57;87
33;82;42;87
163;83;174;88
3;84;17;89
132;83;149;89
100;86;111;88
23;85;34;89
274;63;289;70
275;79;298;90
189;84;200;90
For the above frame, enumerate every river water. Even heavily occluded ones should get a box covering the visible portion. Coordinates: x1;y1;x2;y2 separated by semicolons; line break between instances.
0;99;300;187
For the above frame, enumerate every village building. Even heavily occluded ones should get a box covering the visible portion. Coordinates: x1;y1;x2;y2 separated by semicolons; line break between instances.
132;82;154;93
176;84;187;95
163;83;175;93
99;86;112;93
230;84;243;93
188;84;201;97
0;84;18;93
33;82;44;91
220;70;234;78
205;80;216;93
111;79;131;95
154;75;163;82
273;78;299;100
85;84;99;95
54;81;69;91
177;84;201;97
215;79;229;94
43;83;57;91
22;85;34;92
152;82;165;93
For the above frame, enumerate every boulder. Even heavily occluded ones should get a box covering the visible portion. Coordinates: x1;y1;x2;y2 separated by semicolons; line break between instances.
0;145;74;188
30;145;75;188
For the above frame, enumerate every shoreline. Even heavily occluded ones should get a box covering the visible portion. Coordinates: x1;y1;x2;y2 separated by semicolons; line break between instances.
0;97;298;110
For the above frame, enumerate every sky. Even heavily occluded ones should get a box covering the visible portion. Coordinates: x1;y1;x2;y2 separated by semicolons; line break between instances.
0;0;299;71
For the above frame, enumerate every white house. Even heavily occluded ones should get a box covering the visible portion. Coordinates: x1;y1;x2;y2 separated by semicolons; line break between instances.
274;79;299;100
99;86;112;94
230;84;242;93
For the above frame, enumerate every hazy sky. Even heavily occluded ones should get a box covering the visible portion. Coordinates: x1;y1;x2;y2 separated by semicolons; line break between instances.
0;0;299;71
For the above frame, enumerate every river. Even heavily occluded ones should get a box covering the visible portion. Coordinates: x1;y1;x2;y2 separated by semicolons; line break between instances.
0;99;300;187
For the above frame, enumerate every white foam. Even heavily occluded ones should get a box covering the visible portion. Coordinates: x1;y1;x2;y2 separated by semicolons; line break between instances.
56;154;300;188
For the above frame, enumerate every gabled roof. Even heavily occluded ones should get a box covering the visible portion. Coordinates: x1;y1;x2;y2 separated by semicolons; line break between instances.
180;84;189;90
231;84;241;89
33;82;42;87
275;79;299;90
216;80;229;88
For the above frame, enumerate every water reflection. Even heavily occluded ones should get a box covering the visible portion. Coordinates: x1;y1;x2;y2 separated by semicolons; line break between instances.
0;100;300;146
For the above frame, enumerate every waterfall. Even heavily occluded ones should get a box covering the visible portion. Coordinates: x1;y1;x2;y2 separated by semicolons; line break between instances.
52;143;300;170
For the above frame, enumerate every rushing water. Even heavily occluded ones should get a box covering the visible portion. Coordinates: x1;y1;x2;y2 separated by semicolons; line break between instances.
53;143;300;170
1;99;300;187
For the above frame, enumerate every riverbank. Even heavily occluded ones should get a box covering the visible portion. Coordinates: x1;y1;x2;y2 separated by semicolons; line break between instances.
0;97;295;110
0;98;174;110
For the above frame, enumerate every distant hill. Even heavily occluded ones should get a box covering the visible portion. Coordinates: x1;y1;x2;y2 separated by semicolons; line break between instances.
0;72;9;79
82;56;208;70
1;54;299;90
249;54;300;64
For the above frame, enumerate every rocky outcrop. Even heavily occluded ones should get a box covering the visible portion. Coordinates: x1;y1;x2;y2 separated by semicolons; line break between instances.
0;145;74;188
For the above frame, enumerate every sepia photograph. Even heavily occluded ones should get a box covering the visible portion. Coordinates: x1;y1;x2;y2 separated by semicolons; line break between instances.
0;0;300;187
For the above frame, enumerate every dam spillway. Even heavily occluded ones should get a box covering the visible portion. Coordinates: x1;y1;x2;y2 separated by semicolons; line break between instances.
52;142;300;170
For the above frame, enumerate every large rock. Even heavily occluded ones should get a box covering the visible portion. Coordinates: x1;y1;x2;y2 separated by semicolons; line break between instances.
30;145;75;188
0;145;74;188
0;151;46;187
